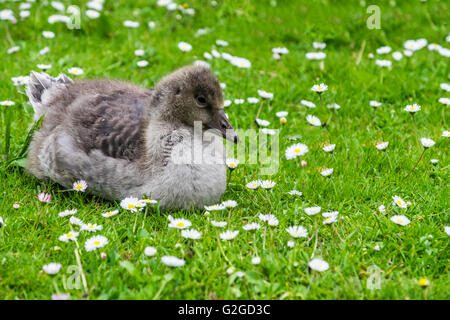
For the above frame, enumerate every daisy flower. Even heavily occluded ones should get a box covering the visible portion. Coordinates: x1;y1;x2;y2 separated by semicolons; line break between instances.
0;216;5;227
444;226;450;236
261;128;277;135
392;51;403;61
308;258;329;272
69;216;83;226
42;31;55;39
37;64;52;70
68;67;83;76
59;209;77;217
287;240;295;248
279;117;287;125
276;111;288;118
230;57;251;68
144;246;157;256
137;60;149;67
418;278;430;287
73;180;88;192
375;59;392;67
267;216;279;226
178;42;192;52
390;215;411;226
216;39;228;46
251;257;261;265
234;99;244;104
376;142;389;150
168;217;192;229
286;226;308;238
161;256;185;267
242;222;260;231
226;158;239;169
376;46;391;54
141;198;158;204
257;90;274;100
404;104;421;113
430;159;439;164
320;168;334;177
221;200;238;208
392;195;407;209
85;235;109;251
272;47;289;54
370;100;382;108
305;52;326;60
322;144;336;153
420;138;435;148
288;190;302;196
58;231;79;242
43;263;62;274
322;211;339;224
306;115;321;127
442;131;450;138
204;204;226;211
305;206;321;216
378;205;386;214
7;46;20;54
327;103;341;110
313;42;326;50
219;230;239;240
300;100;316;108
81;223;103;232
246;180;261;189
181;229;202;239
439;97;450;105
374;244;381;251
86;9;100;19
37;192;52;203
224;100;232;107
211;220;227;228
134;49;145;56
120;196;145;212
285;143;309;160
0;100;15;106
123;20;139;28
247;97;260;104
13;203;20;209
255;118;270;127
258;180;275;189
102;210;119;218
440;83;450;92
311;83;328;93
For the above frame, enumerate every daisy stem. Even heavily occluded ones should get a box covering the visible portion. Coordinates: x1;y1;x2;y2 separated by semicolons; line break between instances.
411;114;420;148
333;225;345;243
330;177;338;197
319;94;323;105
311;218;319;258
132;212;139;234
254;101;265;123
385;150;393;171
217;237;231;265
74;247;88;294
405;148;426;179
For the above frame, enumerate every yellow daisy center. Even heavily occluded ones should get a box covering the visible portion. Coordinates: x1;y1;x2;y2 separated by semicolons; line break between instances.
93;241;100;245
177;222;184;227
67;233;73;238
294;149;300;153
128;204;135;209
76;185;82;190
397;201;402;205
88;225;94;229
230;163;235;167
396;219;402;223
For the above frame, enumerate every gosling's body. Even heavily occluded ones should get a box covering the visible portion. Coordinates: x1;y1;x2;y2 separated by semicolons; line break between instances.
25;66;237;210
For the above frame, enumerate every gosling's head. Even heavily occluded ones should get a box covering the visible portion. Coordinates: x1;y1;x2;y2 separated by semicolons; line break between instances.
154;65;239;143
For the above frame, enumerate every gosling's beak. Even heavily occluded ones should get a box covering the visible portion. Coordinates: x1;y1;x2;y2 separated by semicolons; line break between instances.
207;109;239;144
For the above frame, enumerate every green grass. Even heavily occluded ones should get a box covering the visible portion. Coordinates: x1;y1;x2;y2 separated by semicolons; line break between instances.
0;0;449;300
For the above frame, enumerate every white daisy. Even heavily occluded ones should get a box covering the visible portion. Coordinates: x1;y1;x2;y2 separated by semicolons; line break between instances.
305;206;321;215
308;258;329;272
327;103;341;110
148;21;156;29
58;209;77;217
43;263;62;274
374;244;380;251
42;31;55;39
230;57;251;68
430;159;439;164
440;83;450;92
204;203;226;211
392;51;403;61
68;67;83;76
247;97;260;104
102;210;119;218
370;100;382;108
144;246;157;256
81;223;103;232
378;205;386;214
442;130;450;138
120;196;145;212
320;168;334;177
305;52;326;60
141;198;158;204
444;226;450;236
390;215;411;226
288;190;302;196
322;144;336;152
267;216;279;226
216;39;229;46
69;216;83;226
300;100;316;108
287;240;295;248
403;49;413;57
40;47;49;55
260;180;276;189
251;257;261;265
257;90;274;100
392;195;407;209
123;20;139;28
375;59;392;67
286;226;308;238
276;111;288;118
234;99;245;104
37;64;52;70
7;46;20;54
211;220;227;228
223;100;232;107
219;230;239;240
322;211;339;224
306;114;322;127
137;60;149;67
376;142;389;150
181;229;202;239
86;9;100;19
261;128;277;135
313;42;326;50
272;47;289;54
178;41;192;52
161;256;185;267
85;235;108;251
0;100;15;106
376;46;391;54
221;200;238;208
311;83;328;93
420;138;435;148
438;97;450;105
0;216;5;227
246;180;261;189
203;52;212;60
226;158;239;169
255;118;270;127
73;180;88;192
242;222;260;231
285;143;309;160
58;231;79;242
168;218;192;229
404;104;421;113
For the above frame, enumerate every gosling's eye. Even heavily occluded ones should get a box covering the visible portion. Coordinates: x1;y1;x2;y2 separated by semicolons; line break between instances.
196;95;207;105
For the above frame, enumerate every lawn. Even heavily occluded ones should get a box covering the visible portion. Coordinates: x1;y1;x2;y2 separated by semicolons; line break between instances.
0;0;449;300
